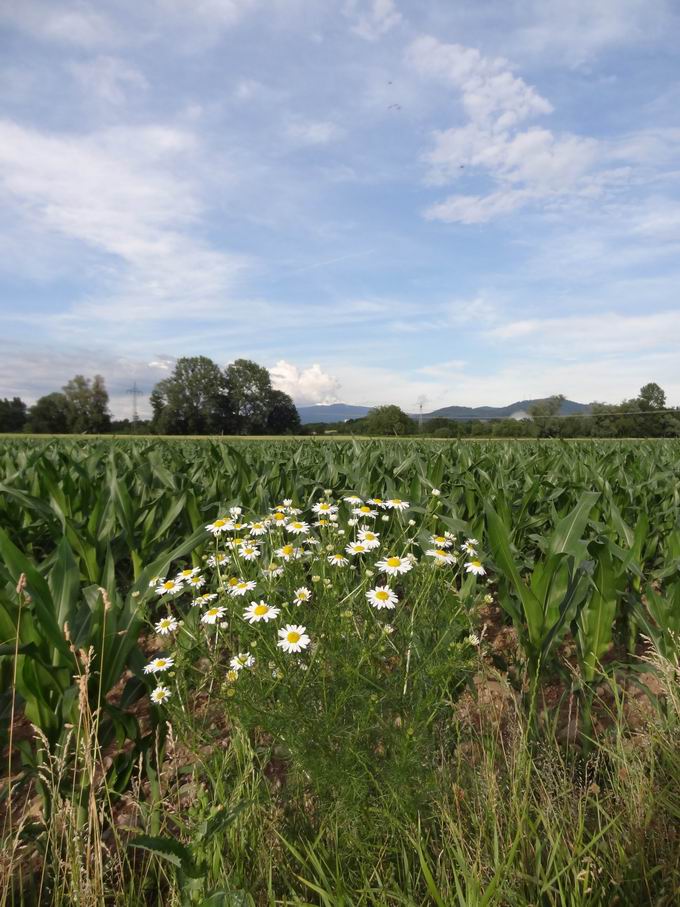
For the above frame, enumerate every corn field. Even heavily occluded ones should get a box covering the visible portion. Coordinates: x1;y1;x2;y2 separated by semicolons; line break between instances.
1;437;679;905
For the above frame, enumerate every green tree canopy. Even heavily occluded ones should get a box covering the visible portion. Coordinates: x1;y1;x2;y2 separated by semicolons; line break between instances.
27;392;72;434
0;397;27;432
151;357;228;435
364;405;415;436
62;374;111;433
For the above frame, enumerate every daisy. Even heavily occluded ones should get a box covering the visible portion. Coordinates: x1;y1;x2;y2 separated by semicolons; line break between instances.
243;601;280;623
357;528;380;549
277;624;311;653
269;511;288;526
368;498;386;508
148;576;161;589
186;574;206;590
239;544;261;561
263;563;284;578
287;506;303;516
229;506;243;518
366;586;398;610
376;555;413;576
230;652;255;671
426;549;457;565
346;541;369;556
343;495;363;505
155;616;178;635
327;553;349;567
353;505;378;518
144;656;174;674
206;518;232;535
464;559;486;576
286;520;310;535
227;537;247;550
293;586;312;605
230;522;247;532
385;498;409;511
155;578;184;596
207;552;229;568
229;579;257;597
462;539;479;556
314;518;337;528
193;592;218;607
275;544;298;562
312;501;338;515
201;606;227;625
430;534;453;549
249;521;267;536
150;685;172;704
175;567;200;581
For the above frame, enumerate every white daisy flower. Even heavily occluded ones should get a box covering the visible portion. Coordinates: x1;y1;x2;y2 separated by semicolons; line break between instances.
175;567;200;581
239;544;261;561
287;506;303;516
282;498;293;507
269;511;288;526
150;685;172;704
277;624;310;653
230;652;255;671
327;553;349;567
275;543;299;562
187;574;206;589
144;656;174;674
206;518;232;535
312;501;338;515
207;552;230;568
201;606;227;625
375;555;413;576
148;576;161;589
353;505;378;518
229;506;243;518
426;549;457;565
430;534;453;549
357;528;380;549
366;586;398;610
368;498;387;508
193;592;218;607
314;517;336;528
155;616;178;635
467;633;480;646
229;579;257;597
155;578;184;596
249;521;267;536
385;498;409;511
464;559;486;576
346;541;369;556
226;536;247;550
243;601;280;623
343;495;363;505
263;563;284;578
286;520;310;535
462;539;479;556
293;586;312;605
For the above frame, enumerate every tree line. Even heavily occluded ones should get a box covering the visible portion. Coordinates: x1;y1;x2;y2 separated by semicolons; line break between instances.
0;357;300;435
307;384;680;439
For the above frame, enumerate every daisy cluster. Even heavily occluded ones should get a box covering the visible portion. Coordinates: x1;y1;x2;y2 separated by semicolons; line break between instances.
144;497;488;704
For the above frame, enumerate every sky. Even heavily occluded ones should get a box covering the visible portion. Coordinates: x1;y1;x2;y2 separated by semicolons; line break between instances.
1;0;679;418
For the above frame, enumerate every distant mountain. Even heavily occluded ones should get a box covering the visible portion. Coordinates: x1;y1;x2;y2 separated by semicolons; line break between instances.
297;398;590;425
297;403;371;424
423;398;590;421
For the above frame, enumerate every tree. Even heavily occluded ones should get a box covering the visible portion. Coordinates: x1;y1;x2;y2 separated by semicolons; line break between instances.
0;397;27;432
224;359;273;434
266;389;301;434
364;405;415;436
27;393;72;433
151;357;228;435
62;374;111;433
638;382;666;411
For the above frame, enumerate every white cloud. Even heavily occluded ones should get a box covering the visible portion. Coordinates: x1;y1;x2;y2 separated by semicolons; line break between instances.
269;361;341;405
344;0;402;42
286;119;344;146
68;55;148;104
0;119;249;324
0;1;118;47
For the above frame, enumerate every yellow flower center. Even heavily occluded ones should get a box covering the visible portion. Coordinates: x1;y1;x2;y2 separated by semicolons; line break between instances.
213;519;226;527
228;577;238;586
273;513;285;520
254;604;269;616
376;591;390;601
156;660;167;667
282;545;294;555
207;609;218;617
360;506;371;513
471;559;482;568
391;499;402;505
365;533;376;540
386;557;401;567
163;581;175;589
287;631;301;643
435;537;446;544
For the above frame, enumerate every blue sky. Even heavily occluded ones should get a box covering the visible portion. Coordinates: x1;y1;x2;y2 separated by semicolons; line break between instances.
1;0;679;417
